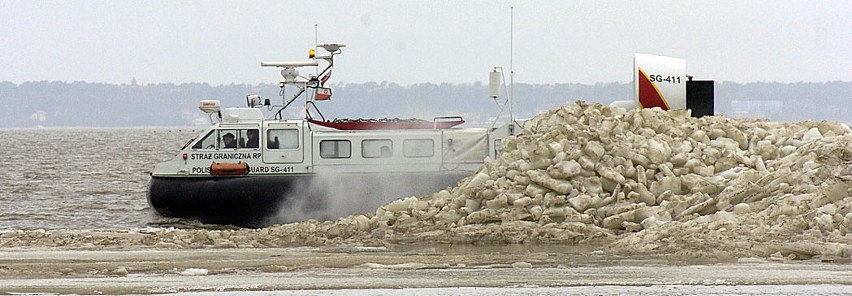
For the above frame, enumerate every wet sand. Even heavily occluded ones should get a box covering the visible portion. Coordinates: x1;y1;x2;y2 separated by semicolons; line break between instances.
1;246;850;294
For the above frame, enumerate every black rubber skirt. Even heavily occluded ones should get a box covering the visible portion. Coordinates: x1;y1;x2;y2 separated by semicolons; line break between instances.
147;172;470;228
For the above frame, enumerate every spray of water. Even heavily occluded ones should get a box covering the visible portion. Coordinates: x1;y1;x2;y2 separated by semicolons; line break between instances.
271;172;467;224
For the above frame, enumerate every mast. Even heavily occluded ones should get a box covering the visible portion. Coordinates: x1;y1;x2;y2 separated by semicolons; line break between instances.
488;6;516;135
314;24;319;76
509;6;514;128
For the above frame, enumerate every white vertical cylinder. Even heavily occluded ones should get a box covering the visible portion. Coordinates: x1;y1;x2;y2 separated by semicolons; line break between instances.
489;70;501;98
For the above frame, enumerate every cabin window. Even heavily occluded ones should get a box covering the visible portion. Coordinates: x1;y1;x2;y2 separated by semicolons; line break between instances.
192;130;217;150
362;139;393;158
192;129;259;150
403;139;435;158
218;129;239;149
267;129;299;150
320;140;351;158
192;129;239;150
242;129;260;149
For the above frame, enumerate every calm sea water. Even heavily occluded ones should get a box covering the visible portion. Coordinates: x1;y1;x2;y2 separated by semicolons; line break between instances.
0;127;201;230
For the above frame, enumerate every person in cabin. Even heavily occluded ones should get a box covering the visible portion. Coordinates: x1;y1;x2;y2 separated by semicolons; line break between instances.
245;129;259;148
380;145;391;158
222;133;237;148
268;136;280;149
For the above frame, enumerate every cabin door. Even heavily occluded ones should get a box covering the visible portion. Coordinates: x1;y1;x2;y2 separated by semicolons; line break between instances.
262;127;304;164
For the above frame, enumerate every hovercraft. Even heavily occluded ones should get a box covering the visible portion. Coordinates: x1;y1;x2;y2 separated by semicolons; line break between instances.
147;43;521;227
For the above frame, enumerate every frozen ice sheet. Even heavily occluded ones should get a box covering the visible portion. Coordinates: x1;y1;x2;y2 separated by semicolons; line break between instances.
0;247;849;295
171;286;851;296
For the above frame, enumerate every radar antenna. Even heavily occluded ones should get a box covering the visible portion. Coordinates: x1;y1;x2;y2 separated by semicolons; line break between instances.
259;43;345;119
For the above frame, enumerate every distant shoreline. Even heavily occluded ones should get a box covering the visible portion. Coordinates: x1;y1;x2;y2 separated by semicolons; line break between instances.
2;81;850;128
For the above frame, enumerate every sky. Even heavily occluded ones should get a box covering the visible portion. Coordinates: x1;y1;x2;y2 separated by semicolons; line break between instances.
1;1;850;86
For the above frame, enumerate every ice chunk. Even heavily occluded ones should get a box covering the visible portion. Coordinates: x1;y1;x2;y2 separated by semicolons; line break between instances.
179;268;209;276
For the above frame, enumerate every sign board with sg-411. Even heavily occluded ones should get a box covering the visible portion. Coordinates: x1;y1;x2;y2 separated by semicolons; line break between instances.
634;53;686;111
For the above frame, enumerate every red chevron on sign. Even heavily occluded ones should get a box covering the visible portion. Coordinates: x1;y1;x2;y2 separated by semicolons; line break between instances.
637;67;669;110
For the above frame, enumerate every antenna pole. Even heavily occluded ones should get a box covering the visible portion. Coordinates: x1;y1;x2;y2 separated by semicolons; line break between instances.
509;6;514;128
310;24;318;118
314;24;319;75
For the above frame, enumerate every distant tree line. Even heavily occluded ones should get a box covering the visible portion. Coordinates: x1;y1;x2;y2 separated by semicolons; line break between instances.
0;80;849;128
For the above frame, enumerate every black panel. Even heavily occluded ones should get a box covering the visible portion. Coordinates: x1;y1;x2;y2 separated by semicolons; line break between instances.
686;80;715;117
